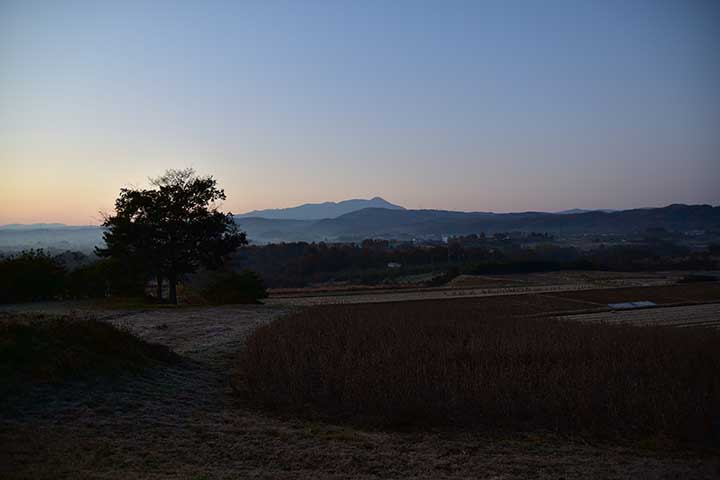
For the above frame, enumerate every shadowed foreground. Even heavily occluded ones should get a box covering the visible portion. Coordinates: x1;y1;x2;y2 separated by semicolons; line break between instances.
1;302;718;479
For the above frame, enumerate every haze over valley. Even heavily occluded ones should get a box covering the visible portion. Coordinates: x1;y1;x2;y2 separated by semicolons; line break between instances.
2;198;719;252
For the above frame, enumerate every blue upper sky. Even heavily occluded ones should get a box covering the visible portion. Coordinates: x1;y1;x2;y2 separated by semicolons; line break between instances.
1;0;718;224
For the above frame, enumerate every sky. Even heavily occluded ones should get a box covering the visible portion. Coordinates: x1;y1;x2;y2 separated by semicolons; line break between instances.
1;0;719;225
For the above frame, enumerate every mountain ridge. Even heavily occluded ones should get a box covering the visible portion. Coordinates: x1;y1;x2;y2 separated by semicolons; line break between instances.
233;203;719;243
235;196;404;220
2;204;718;249
0;223;69;230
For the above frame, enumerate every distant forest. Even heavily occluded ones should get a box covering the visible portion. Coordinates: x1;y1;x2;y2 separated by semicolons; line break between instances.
2;233;718;303
231;236;719;288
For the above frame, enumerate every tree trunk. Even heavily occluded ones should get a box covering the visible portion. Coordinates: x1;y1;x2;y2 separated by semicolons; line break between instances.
156;274;163;302
168;272;178;305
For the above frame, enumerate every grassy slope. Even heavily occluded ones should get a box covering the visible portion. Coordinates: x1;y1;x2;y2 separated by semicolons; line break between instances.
0;314;178;393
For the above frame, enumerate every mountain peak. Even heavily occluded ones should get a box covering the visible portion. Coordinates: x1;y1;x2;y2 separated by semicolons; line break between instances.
236;197;404;221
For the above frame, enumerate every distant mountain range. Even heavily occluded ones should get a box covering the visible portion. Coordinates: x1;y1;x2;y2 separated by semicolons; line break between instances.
0;223;70;230
235;197;404;220
2;203;718;250
0;225;104;253
234;203;719;243
555;209;616;215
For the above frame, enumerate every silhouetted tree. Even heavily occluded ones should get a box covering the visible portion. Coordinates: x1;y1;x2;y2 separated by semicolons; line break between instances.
98;169;246;304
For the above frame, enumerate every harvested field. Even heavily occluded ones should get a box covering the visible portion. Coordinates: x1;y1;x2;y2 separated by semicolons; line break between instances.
559;303;720;329
452;270;680;288
447;274;524;288
267;271;684;306
373;293;599;317
3;283;720;479
267;283;603;306
549;283;720;306
235;302;720;442
267;279;720;311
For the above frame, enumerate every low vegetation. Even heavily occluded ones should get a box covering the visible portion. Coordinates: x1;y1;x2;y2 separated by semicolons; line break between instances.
234;302;720;443
197;270;268;304
0;250;146;303
0;314;178;393
0;249;266;305
0;250;67;303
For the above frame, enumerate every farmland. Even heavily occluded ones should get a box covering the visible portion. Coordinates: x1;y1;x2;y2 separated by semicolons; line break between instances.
2;275;720;479
559;303;720;328
236;302;720;438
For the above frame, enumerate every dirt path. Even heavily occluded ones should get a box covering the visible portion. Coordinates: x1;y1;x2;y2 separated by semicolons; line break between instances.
2;303;718;479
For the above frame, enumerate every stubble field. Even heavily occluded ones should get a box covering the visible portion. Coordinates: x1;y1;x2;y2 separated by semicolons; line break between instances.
2;277;720;479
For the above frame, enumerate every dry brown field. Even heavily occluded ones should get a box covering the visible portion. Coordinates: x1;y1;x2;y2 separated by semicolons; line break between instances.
2;278;719;479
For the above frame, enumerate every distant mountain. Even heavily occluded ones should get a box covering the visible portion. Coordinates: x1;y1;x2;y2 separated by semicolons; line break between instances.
235;197;404;220
305;204;718;240
0;223;69;230
2;204;718;250
232;204;720;244
0;225;104;253
232;217;317;243
555;209;615;215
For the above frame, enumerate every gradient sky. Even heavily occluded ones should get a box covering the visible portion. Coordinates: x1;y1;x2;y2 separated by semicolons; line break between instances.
1;0;719;224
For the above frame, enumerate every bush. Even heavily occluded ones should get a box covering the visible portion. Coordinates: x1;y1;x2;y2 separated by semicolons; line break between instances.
0;251;148;303
233;301;720;443
0;314;178;393
0;250;66;303
65;258;146;299
66;262;109;298
199;270;268;304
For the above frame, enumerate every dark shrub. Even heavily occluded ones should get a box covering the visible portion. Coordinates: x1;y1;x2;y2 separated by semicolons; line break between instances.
95;258;147;297
0;250;66;303
0;251;146;303
234;301;720;443
66;262;109;298
65;257;146;299
200;270;268;304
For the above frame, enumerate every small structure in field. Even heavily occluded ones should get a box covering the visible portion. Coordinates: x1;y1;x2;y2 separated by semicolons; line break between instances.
608;301;657;310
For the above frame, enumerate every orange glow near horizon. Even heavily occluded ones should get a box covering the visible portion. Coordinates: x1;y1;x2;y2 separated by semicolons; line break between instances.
1;2;718;224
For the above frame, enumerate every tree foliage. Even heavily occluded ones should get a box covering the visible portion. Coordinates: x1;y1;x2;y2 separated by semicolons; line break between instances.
97;169;246;303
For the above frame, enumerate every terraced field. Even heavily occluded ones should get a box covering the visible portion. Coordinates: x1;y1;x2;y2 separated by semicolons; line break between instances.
559;303;720;328
268;279;720;314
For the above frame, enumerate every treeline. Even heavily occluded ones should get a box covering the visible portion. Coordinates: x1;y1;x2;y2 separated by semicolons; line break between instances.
0;250;145;304
0;249;267;305
232;240;718;288
3;240;716;302
232;241;473;287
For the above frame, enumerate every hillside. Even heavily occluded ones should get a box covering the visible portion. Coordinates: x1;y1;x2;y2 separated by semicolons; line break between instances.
307;204;720;240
